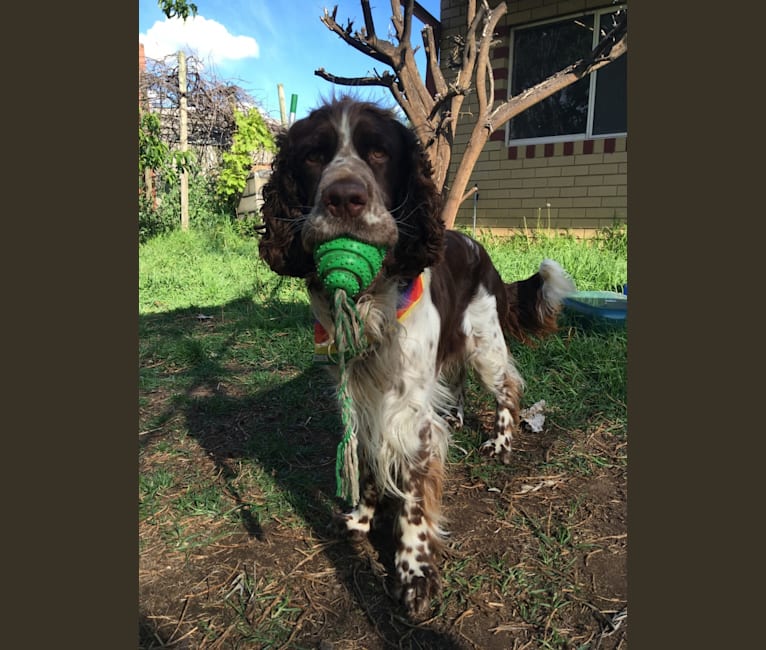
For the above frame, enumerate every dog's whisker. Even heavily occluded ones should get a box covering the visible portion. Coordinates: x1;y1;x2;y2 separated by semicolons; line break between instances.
394;202;430;228
390;193;411;214
266;213;310;224
391;219;417;236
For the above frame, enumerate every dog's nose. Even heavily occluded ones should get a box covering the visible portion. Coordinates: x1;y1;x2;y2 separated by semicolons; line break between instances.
322;180;368;220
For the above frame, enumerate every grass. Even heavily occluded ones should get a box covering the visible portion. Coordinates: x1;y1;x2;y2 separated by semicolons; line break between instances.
139;223;309;315
466;223;627;293
139;219;627;649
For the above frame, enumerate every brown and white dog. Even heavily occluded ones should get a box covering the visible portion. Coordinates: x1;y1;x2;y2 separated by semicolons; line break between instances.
258;96;574;619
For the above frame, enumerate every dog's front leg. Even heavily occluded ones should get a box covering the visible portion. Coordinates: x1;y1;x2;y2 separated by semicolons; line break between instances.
393;444;445;620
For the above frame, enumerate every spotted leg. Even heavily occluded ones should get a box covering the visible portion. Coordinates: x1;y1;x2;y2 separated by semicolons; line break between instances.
393;448;445;620
470;326;525;465
478;372;523;465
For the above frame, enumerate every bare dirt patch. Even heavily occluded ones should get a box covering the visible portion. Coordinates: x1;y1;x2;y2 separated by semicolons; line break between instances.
140;367;626;649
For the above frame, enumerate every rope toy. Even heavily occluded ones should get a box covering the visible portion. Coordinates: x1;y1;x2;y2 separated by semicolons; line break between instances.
313;237;387;504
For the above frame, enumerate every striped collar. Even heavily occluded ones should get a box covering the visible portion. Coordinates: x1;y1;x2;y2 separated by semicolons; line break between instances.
314;274;425;364
395;273;424;321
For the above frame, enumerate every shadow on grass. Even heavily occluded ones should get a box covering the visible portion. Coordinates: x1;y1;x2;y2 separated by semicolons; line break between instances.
139;298;471;649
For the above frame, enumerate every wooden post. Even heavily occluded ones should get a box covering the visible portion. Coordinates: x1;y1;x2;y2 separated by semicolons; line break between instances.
178;50;189;231
278;84;287;127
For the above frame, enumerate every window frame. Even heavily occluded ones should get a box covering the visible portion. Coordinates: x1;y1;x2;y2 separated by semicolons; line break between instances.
505;5;627;147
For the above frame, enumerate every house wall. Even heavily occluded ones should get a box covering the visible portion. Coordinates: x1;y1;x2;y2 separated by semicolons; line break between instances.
440;0;627;236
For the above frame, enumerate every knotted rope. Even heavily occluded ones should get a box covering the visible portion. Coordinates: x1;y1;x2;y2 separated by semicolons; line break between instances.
330;289;369;505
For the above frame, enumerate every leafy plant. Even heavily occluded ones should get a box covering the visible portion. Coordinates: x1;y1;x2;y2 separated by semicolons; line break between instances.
139;170;225;243
139;111;176;185
158;0;197;21
215;107;276;213
139;111;197;183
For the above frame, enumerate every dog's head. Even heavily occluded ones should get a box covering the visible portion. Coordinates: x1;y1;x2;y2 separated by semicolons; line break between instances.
259;96;445;281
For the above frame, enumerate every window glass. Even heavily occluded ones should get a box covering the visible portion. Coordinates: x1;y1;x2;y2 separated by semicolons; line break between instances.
508;11;626;142
592;12;627;135
509;15;594;141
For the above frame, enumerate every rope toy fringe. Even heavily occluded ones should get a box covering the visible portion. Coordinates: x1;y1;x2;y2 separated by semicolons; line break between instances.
330;289;369;505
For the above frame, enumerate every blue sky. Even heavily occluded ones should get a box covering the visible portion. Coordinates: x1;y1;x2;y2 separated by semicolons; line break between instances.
139;0;441;122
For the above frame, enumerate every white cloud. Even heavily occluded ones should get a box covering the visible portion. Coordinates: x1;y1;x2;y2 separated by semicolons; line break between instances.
140;15;259;65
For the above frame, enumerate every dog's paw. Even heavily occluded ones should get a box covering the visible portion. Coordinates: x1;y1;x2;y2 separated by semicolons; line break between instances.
445;406;464;430
329;511;370;543
395;565;440;621
479;437;512;465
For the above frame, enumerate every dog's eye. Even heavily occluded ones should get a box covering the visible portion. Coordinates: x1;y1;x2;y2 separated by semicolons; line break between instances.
305;150;324;165
367;149;388;164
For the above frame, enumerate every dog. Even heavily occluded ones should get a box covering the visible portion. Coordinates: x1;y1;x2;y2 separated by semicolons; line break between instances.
257;96;574;619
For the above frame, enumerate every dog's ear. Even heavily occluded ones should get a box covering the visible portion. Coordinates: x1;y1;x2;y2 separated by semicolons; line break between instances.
387;123;445;279
258;131;315;278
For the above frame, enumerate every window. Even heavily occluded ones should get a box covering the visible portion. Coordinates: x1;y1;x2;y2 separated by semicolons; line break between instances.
507;7;627;144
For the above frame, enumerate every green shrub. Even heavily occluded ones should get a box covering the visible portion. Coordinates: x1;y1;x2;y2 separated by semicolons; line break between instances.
215;107;276;213
139;172;231;244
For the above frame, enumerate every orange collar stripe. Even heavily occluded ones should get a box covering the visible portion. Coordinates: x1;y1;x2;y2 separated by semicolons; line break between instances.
314;274;425;363
396;274;424;321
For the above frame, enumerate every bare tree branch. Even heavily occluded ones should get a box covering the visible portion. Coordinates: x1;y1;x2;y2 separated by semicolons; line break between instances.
421;24;447;98
466;0;477;27
461;185;479;203
457;4;484;90
140;54;260;149
399;0;415;48
315;68;397;88
441;0;488;148
320;6;395;66
475;1;506;118
389;0;404;42
361;0;375;38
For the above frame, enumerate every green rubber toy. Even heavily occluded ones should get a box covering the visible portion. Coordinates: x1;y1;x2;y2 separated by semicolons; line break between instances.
314;237;387;296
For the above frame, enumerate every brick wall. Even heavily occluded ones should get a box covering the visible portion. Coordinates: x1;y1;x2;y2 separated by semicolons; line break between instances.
440;0;627;236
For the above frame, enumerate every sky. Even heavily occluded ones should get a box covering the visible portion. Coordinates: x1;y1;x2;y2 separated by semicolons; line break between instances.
138;0;442;123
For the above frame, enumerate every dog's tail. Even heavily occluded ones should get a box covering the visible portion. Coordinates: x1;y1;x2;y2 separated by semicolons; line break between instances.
502;259;576;343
